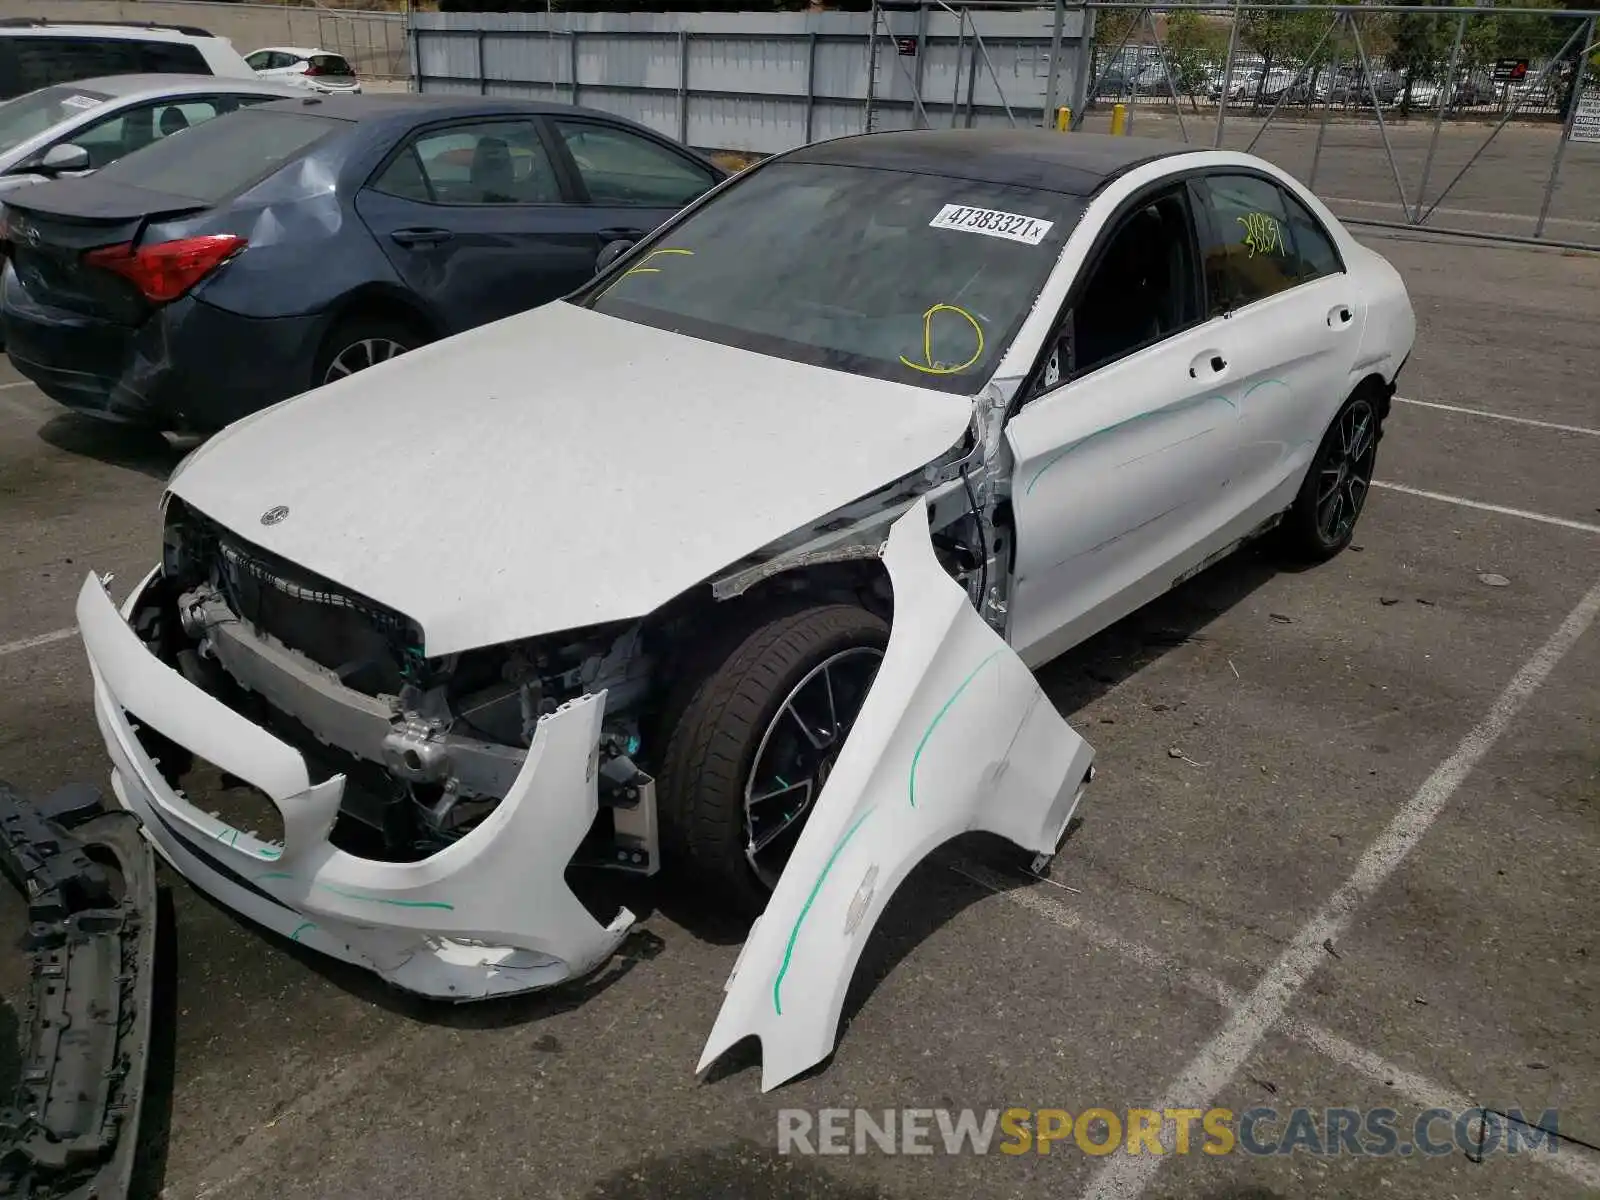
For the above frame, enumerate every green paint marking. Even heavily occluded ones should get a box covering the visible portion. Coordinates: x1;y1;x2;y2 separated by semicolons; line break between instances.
228;828;240;847
1024;395;1235;496
908;649;1003;809
314;882;455;911
257;871;293;882
289;921;316;943
772;806;877;1017
257;847;283;861
1241;378;1289;403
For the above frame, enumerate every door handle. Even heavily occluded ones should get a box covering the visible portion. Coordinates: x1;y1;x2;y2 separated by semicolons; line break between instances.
597;226;645;242
389;227;454;248
1327;304;1353;327
1188;351;1228;379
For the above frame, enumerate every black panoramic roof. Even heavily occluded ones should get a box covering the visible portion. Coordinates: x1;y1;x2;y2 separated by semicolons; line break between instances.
787;129;1203;197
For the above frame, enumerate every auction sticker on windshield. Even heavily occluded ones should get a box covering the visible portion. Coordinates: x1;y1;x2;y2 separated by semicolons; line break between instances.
60;94;103;110
929;204;1053;245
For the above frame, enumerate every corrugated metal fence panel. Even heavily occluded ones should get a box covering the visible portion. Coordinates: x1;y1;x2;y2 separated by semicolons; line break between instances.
411;6;1085;154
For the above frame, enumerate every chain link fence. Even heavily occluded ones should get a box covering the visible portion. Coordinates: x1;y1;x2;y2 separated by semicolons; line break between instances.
1069;2;1600;249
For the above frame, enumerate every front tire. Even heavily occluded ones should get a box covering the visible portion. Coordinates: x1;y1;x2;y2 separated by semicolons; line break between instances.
657;604;888;918
1279;387;1382;561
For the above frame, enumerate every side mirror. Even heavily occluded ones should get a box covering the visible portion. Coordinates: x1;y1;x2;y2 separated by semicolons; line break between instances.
36;142;91;174
595;238;634;274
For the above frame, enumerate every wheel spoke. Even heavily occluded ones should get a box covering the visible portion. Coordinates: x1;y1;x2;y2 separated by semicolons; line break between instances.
785;702;829;750
821;664;840;737
743;645;884;887
1319;489;1343;539
747;780;813;855
1348;410;1374;461
1316;467;1342;504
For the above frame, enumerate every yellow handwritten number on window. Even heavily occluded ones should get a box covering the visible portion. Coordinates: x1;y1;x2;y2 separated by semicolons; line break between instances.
899;303;985;376
1236;212;1283;258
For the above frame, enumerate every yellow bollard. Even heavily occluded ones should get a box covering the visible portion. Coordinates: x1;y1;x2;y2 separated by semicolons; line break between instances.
1110;103;1128;136
1055;105;1071;131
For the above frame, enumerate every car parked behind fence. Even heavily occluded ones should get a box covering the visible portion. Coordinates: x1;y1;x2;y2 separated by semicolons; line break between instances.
0;93;726;430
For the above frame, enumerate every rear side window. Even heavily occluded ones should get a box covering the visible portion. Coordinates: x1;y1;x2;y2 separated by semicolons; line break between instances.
0;36;209;98
1198;173;1340;314
94;108;344;202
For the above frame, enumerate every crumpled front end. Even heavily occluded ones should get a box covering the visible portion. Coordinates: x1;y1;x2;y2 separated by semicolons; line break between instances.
77;568;635;1000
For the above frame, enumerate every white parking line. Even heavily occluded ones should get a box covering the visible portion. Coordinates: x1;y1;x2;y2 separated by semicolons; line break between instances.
0;380;36;391
1394;396;1600;437
1372;481;1600;534
0;626;77;659
1079;573;1600;1200
953;861;1600;1191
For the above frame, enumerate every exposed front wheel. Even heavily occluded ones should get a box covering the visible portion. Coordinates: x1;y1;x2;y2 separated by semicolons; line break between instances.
657;604;888;918
1280;388;1382;561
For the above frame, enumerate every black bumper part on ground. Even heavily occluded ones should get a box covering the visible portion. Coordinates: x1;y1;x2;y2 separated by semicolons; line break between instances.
0;781;159;1200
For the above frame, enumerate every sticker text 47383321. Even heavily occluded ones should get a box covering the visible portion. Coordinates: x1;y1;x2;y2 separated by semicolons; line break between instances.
928;203;1053;246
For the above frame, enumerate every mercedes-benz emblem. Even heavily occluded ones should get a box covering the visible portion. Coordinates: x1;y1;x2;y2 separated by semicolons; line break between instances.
259;505;290;526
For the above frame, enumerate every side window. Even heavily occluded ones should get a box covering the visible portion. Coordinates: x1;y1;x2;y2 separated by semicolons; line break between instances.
153;99;227;140
7;37;139;92
1040;186;1202;388
137;42;211;75
66;102;158;167
374;120;563;205
1197;173;1299;314
245;50;273;70
551;120;714;208
1279;190;1343;283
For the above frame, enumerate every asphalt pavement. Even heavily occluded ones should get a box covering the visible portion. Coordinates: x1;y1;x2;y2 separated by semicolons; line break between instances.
0;227;1596;1199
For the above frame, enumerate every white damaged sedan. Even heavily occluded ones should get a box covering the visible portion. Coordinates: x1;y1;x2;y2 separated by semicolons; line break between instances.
76;130;1414;1090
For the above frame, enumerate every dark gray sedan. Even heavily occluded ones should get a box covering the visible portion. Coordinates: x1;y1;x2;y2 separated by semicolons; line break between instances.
0;93;726;429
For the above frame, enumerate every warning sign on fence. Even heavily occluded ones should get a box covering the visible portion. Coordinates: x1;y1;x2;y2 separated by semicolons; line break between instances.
1491;58;1529;83
1574;92;1600;144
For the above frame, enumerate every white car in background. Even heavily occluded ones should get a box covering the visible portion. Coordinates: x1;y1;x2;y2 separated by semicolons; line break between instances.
0;18;255;100
0;73;299;192
245;46;362;94
75;131;1414;1091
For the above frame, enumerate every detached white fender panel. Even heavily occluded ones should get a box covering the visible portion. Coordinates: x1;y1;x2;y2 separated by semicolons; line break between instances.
697;500;1095;1091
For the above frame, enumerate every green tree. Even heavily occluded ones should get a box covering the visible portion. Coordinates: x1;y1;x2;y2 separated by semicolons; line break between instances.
1385;0;1445;118
1164;9;1219;100
1238;0;1324;110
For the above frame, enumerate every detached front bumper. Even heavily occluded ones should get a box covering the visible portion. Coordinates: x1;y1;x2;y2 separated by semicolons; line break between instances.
76;569;634;1000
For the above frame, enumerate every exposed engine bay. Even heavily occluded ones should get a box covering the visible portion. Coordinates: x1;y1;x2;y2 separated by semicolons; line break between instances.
137;410;1002;874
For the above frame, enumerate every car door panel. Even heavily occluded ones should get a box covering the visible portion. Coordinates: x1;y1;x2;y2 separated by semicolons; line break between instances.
698;499;1095;1092
355;119;601;333
1004;325;1244;668
1193;173;1366;519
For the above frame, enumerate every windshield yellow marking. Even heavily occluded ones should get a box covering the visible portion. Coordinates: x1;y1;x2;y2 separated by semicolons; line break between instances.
1236;212;1284;258
898;303;984;376
622;247;694;277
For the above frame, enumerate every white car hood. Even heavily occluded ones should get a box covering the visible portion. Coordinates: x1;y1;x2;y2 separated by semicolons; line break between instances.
170;302;973;656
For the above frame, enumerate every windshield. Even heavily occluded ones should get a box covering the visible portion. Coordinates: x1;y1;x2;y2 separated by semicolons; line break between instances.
0;85;111;155
577;161;1085;393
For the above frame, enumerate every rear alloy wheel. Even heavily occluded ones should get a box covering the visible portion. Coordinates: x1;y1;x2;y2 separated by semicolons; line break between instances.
314;315;425;387
1281;389;1381;561
658;604;888;918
